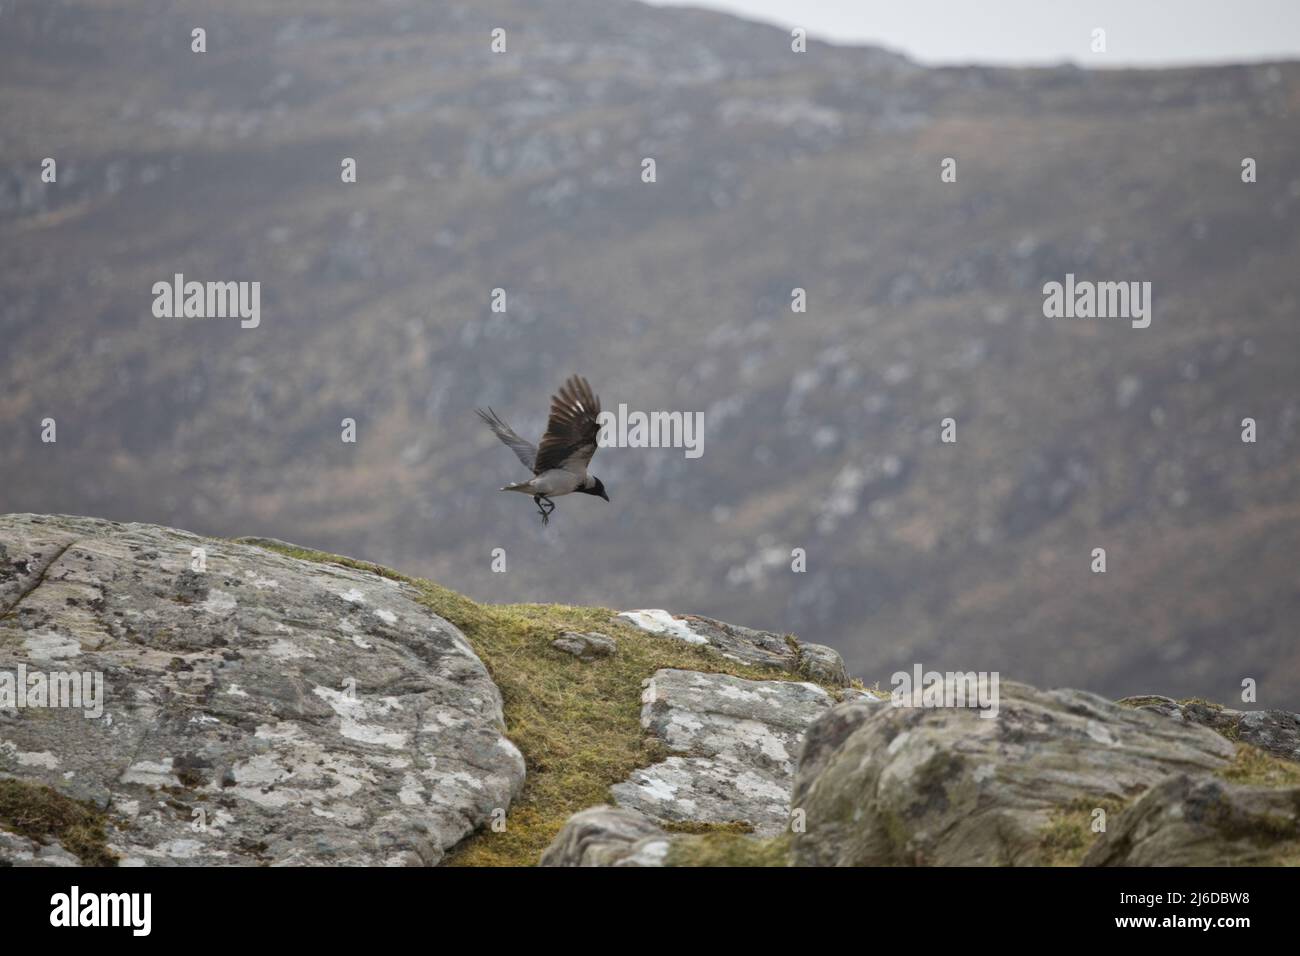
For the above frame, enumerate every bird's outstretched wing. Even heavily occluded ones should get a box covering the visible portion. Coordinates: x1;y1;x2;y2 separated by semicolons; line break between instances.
475;407;537;471
534;375;601;476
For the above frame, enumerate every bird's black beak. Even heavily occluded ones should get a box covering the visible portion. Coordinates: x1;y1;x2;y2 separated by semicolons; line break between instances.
600;490;610;502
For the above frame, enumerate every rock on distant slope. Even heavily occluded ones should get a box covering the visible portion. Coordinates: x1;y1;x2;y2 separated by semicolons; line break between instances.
789;679;1236;866
3;0;1300;710
0;514;524;866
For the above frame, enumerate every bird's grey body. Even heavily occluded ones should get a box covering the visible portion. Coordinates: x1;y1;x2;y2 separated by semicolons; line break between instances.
503;469;588;497
476;375;609;524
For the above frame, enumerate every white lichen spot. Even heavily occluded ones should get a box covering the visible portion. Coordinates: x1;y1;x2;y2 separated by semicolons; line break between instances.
1085;720;1117;746
21;631;82;660
665;711;706;737
122;759;180;787
268;638;315;661
254;721;302;741
624;839;671;866
716;683;763;703
312;686;408;749
159;839;204;859
618;609;708;644
0;742;61;769
200;590;238;614
398;773;425;806
634;774;680;803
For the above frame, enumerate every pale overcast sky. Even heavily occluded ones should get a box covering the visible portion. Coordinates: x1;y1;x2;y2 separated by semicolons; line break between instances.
645;0;1300;66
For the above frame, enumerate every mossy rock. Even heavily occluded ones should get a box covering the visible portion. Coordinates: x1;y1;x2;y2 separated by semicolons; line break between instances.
0;778;118;866
251;541;842;866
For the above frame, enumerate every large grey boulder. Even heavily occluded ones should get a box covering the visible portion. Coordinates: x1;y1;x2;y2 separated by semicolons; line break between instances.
610;668;834;834
1084;774;1300;866
1119;695;1300;763
616;610;849;686
0;514;524;866
789;679;1236;866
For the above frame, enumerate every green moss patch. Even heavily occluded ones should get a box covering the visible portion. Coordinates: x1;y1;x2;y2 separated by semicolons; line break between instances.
1039;796;1129;866
0;778;118;866
1115;695;1174;709
1217;743;1300;788
663;819;755;835
664;831;791;867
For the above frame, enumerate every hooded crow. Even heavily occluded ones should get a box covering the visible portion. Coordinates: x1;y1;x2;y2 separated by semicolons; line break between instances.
476;375;609;525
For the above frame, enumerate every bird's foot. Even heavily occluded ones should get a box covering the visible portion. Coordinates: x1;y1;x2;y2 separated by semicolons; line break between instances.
534;495;555;525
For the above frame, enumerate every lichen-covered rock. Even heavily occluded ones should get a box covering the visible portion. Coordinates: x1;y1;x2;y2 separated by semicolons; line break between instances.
0;830;81;867
1084;774;1300;866
539;805;672;867
797;643;849;686
1119;695;1300;763
0;514;524;866
551;631;616;661
610;668;832;834
540;804;793;867
616;609;849;687
789;679;1236;866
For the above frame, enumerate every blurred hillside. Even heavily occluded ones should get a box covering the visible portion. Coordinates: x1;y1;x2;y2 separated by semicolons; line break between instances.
2;0;1299;704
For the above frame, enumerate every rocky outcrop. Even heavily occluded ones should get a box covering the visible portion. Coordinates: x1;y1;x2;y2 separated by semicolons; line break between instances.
0;514;525;866
617;610;849;686
789;679;1237;866
1119;695;1300;763
9;514;1298;869
610;668;837;834
1084;774;1300;866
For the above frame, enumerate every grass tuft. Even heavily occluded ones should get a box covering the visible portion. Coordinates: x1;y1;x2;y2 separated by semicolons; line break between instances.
1039;796;1128;866
1217;743;1300;788
664;831;791;867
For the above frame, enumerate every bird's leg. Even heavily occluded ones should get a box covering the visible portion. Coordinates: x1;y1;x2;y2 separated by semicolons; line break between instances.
533;495;555;525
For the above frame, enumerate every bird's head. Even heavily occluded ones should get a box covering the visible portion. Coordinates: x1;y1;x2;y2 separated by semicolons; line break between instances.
582;476;610;502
